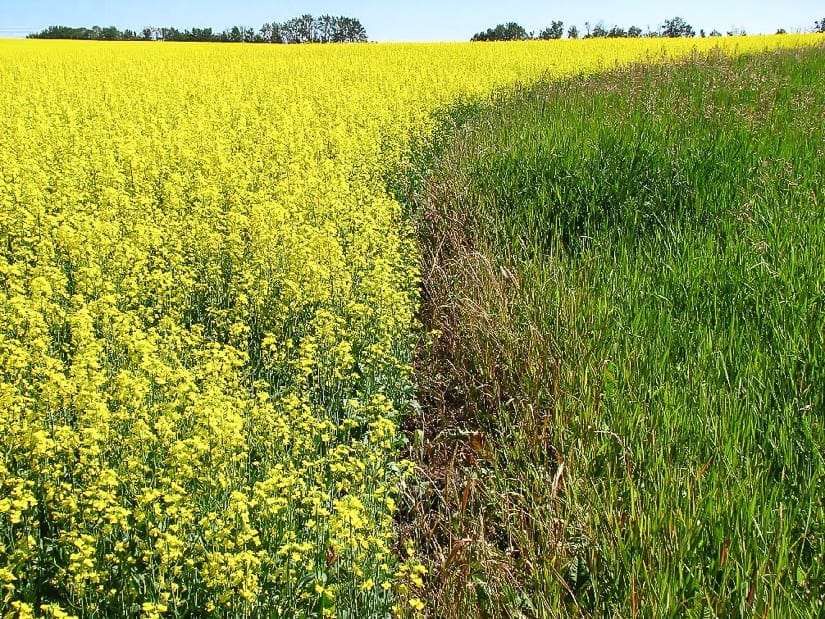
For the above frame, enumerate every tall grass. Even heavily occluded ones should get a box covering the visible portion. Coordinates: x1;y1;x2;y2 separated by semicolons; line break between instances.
398;45;825;617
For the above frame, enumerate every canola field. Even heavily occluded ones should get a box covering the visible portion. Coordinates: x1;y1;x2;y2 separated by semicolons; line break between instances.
0;35;818;618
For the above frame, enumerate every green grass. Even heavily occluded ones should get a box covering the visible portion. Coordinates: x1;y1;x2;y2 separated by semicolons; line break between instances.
396;45;825;617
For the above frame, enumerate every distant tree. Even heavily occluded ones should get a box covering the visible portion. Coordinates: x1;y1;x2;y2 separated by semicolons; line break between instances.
567;25;579;39
182;27;213;42
227;25;243;42
627;25;642;37
709;29;722;37
27;25;90;39
589;22;608;38
661;16;695;37
296;14;315;42
217;25;253;42
815;18;825;33
471;22;529;41
28;14;367;43
278;14;362;43
160;27;183;41
317;14;334;42
699;28;706;38
259;22;284;43
776;28;786;34
336;16;368;42
538;20;564;40
98;26;119;40
607;25;627;38
277;18;296;42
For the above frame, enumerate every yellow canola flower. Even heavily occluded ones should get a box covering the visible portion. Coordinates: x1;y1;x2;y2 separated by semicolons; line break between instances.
0;33;820;617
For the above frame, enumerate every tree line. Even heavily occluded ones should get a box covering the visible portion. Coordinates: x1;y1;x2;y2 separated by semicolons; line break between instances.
27;15;368;43
472;16;825;41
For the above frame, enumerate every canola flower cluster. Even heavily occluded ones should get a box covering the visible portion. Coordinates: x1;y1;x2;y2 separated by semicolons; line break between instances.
0;35;817;617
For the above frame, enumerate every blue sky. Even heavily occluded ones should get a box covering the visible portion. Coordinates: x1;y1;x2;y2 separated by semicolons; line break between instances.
0;1;821;40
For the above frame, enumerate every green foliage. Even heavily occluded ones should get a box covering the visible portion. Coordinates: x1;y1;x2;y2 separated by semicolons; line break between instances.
471;22;530;42
582;22;644;39
538;21;565;40
471;19;647;41
662;16;696;37
271;14;368;44
590;22;609;38
28;15;368;43
27;25;126;40
401;45;825;617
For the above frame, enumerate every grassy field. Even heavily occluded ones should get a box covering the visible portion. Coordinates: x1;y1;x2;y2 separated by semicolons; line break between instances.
399;45;825;617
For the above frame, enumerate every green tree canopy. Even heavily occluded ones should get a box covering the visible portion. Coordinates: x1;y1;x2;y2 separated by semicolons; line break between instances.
661;16;696;37
538;21;564;40
28;15;368;43
471;22;530;41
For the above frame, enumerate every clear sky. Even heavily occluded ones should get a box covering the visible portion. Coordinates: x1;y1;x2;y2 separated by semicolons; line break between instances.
0;0;821;41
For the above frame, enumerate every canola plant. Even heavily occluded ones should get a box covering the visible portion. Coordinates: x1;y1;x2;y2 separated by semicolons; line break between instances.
0;35;817;618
